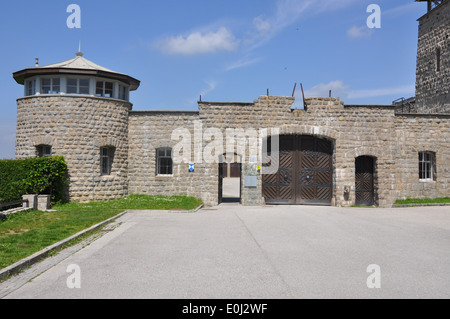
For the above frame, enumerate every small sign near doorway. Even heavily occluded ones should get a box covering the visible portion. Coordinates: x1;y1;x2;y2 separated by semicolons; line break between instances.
189;163;195;172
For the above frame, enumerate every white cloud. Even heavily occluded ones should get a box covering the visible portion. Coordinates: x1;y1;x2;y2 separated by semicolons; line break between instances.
225;56;264;71
348;85;415;99
200;80;217;97
347;25;373;38
297;80;414;101
190;80;218;104
253;16;272;35
226;0;361;72
156;27;239;55
244;0;360;51
304;81;350;98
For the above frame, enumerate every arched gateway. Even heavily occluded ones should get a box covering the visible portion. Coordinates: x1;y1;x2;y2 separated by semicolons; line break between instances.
262;135;334;205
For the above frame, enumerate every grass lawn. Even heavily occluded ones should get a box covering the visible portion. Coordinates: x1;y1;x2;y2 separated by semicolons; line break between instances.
0;194;202;270
394;197;450;205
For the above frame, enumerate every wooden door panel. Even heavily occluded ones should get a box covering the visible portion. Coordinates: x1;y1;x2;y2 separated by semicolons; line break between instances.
262;137;295;204
263;135;333;205
297;137;333;205
355;157;375;206
230;163;241;178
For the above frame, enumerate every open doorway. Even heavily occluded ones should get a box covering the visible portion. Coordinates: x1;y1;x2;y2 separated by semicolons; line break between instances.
355;156;377;206
218;153;241;203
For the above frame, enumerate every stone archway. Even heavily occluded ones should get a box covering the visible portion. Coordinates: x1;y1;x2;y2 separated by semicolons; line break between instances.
262;134;334;205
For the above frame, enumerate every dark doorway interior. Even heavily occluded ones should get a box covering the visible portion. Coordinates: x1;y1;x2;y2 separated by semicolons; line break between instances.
355;156;376;206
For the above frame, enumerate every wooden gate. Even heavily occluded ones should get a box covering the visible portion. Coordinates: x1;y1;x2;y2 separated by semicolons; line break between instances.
355;156;375;206
262;135;333;205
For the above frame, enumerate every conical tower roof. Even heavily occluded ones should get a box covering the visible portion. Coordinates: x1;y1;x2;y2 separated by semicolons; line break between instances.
13;51;140;91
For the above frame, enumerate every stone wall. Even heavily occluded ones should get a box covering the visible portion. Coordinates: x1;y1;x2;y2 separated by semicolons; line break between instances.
15;94;449;208
128;111;220;206
15;95;130;202
415;1;450;114
129;96;449;208
394;113;450;199
197;97;398;207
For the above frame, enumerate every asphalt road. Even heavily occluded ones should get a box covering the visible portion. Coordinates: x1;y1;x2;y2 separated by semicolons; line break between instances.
1;205;450;299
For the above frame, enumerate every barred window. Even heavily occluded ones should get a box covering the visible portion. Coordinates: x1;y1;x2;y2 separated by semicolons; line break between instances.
101;147;115;176
156;148;173;175
36;145;52;157
419;152;436;181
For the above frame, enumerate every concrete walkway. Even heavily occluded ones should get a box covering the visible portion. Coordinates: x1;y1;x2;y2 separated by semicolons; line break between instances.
1;205;450;299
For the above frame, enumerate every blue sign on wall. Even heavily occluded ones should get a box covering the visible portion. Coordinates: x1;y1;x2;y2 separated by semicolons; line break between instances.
189;163;194;172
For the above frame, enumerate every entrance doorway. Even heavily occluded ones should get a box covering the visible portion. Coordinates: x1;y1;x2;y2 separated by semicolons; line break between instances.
262;135;334;205
218;153;242;203
355;156;376;206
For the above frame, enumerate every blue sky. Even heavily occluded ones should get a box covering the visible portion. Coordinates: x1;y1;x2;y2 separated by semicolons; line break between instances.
0;0;428;159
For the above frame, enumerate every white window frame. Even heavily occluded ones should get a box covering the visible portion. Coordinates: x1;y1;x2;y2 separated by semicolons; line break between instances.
67;77;90;95
96;80;114;98
41;77;61;94
419;152;435;181
25;79;36;96
118;84;129;101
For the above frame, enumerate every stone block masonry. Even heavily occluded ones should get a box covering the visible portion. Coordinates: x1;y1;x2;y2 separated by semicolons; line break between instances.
415;0;450;114
15;95;131;203
127;96;449;207
128;111;221;206
13;93;450;208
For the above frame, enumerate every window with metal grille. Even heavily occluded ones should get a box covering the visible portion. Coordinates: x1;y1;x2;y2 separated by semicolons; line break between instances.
419;152;436;181
101;147;115;176
36;145;52;157
156;148;173;175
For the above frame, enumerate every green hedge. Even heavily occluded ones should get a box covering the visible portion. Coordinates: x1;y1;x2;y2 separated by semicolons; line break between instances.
0;156;67;205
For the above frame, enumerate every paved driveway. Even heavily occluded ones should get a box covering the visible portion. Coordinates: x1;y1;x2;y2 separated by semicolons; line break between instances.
1;205;450;299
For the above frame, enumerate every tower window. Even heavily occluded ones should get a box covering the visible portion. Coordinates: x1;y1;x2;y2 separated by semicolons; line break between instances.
26;79;36;96
67;78;90;95
96;81;114;98
156;148;173;175
41;78;60;94
436;47;441;72
100;147;115;176
118;84;128;101
36;145;52;157
419;152;436;181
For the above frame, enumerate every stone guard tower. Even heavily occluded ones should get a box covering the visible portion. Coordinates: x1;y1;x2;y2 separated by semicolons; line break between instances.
13;50;140;202
415;0;449;113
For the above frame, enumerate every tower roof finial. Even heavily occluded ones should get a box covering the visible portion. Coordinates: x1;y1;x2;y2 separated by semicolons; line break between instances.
76;41;83;57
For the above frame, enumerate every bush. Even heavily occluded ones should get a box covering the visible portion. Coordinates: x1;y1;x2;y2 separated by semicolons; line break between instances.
0;156;67;205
